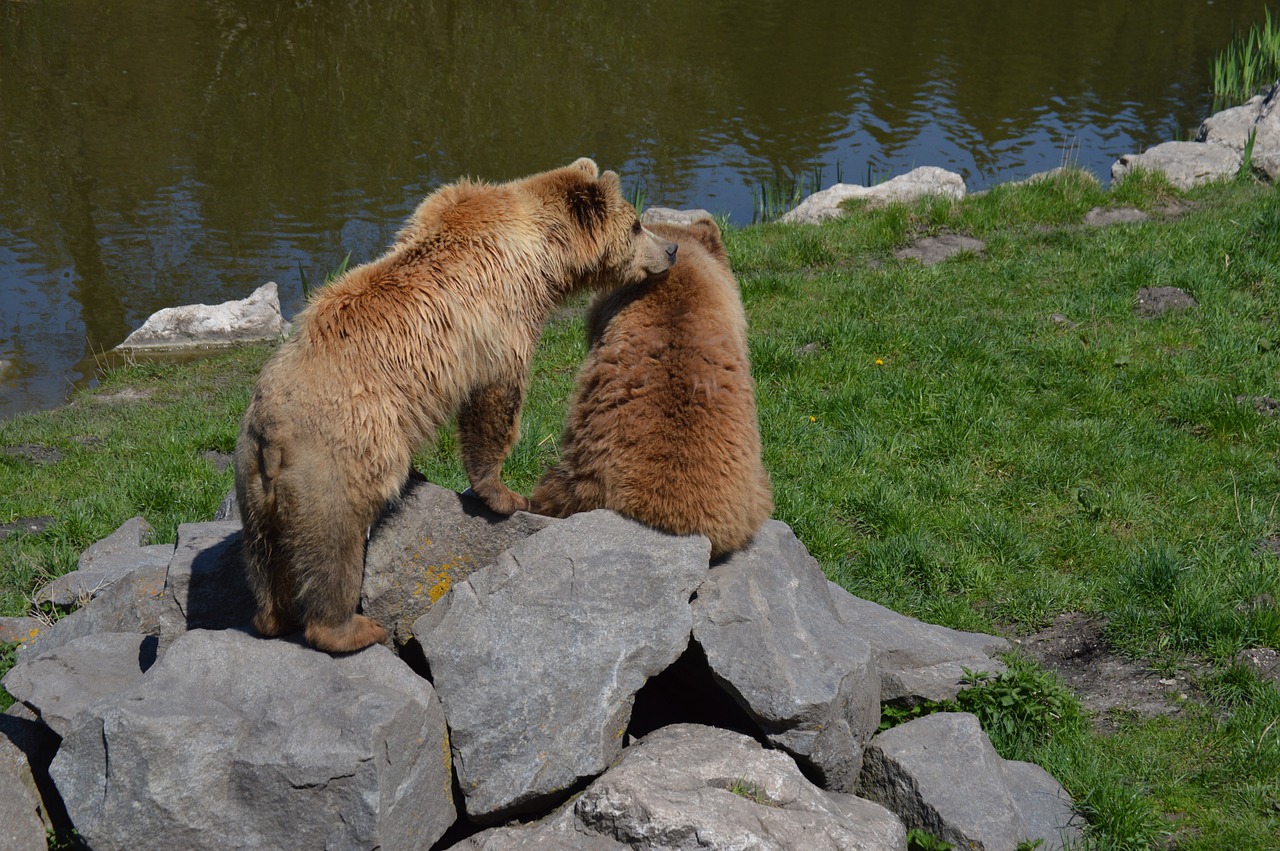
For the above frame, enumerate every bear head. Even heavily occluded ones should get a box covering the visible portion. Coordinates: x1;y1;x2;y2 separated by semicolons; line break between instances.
543;158;678;292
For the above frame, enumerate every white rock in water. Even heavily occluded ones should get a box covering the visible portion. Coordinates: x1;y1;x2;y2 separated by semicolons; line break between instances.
115;282;288;351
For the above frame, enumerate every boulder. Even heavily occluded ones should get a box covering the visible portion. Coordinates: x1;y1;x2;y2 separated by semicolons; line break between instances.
1111;141;1242;190
781;167;966;224
415;510;710;823
641;206;716;225
2;632;158;737
0;713;53;851
828;581;1009;706
859;712;1080;850
35;516;173;608
364;480;557;646
49;629;454;851
457;724;906;851
163;521;255;632
692;521;880;792
1196;81;1280;181
114;282;288;351
17;562;183;662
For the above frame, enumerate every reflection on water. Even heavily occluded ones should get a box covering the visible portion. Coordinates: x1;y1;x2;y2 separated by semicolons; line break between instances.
0;0;1265;418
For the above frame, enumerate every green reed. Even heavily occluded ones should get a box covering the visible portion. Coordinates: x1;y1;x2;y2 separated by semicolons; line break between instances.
1212;7;1280;109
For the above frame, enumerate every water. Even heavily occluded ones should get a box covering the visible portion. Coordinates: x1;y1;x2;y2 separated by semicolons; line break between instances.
0;0;1265;419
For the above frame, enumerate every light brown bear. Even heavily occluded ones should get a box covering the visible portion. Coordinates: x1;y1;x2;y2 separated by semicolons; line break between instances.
235;158;678;653
530;217;772;558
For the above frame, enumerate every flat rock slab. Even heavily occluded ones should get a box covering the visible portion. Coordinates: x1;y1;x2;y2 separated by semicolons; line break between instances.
459;724;906;851
1111;140;1242;190
2;632;158;737
115;281;288;351
415;510;710;823
828;580;1009;706
364;480;557;646
693;520;879;792
1083;206;1148;226
1135;286;1197;318
859;712;1080;851
893;233;986;265
49;629;454;851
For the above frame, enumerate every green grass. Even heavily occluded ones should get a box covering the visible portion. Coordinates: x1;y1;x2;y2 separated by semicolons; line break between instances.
2;172;1280;846
1212;6;1280;110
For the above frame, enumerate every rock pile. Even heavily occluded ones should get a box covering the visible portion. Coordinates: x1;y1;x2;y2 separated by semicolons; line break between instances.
2;481;1082;850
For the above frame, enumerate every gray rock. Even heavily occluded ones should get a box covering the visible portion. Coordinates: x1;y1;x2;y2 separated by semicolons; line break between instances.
164;521;255;632
1111;140;1242;190
459;724;905;851
693;521;880;792
49;628;454;851
641;207;716;225
213;487;240;522
781;167;966;224
0;617;45;646
3;632;158;737
1135;286;1198;318
17;563;184;662
828;581;1009;706
37;547;175;608
1083;206;1148;226
892;233;986;265
34;516;171;607
364;480;557;646
0;714;52;851
115;282;288;351
1196;81;1280;181
859;712;1079;851
415;510;710;822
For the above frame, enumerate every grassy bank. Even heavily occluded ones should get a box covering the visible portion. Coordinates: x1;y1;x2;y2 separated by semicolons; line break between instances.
3;171;1279;847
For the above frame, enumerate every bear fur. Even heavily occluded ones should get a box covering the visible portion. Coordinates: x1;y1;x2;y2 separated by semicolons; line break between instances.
530;217;772;558
235;158;678;652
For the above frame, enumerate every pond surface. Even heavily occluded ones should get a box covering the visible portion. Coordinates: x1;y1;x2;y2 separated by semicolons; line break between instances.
0;0;1265;418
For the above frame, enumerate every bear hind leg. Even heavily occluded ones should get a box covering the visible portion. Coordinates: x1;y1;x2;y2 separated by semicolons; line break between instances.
286;477;389;653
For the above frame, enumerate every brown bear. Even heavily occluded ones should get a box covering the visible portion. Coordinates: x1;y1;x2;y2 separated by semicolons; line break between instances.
235;158;678;653
530;216;772;558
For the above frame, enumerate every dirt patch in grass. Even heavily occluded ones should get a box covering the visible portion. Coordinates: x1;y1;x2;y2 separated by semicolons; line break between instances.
2;444;63;465
1011;612;1206;734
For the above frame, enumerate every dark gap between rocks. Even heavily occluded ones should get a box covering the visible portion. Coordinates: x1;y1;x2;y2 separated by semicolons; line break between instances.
628;639;761;742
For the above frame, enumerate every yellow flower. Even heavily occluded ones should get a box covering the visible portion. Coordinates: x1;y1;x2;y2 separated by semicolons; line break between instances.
809;416;817;423
875;358;885;366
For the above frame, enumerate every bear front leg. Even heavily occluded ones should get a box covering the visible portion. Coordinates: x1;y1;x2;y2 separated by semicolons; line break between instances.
459;380;531;515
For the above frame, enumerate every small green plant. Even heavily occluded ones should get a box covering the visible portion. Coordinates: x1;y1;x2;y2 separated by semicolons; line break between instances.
906;828;954;851
1211;6;1280;109
298;250;353;300
954;659;1084;760
1238;127;1259;181
727;776;776;806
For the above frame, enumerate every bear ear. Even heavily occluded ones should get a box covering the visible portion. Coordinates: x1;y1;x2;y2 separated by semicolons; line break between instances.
689;217;724;255
568;157;600;178
566;179;608;233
